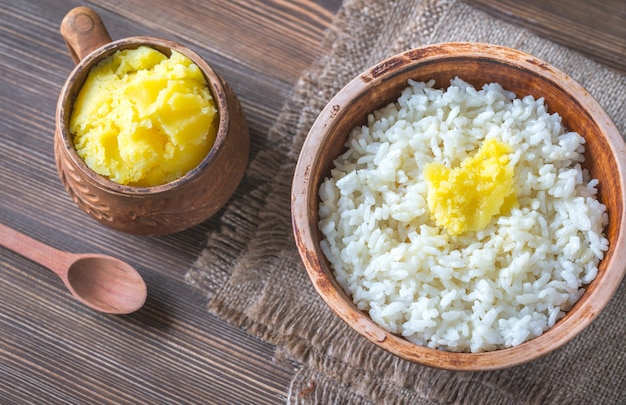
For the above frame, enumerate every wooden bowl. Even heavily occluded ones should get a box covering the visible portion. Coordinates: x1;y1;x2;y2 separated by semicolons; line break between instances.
55;7;249;235
291;42;626;370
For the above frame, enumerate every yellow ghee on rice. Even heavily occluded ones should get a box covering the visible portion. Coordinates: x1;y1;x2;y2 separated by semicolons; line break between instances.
424;138;517;235
70;46;218;187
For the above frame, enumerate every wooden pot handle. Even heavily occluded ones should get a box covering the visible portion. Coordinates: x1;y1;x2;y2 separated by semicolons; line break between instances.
60;6;112;64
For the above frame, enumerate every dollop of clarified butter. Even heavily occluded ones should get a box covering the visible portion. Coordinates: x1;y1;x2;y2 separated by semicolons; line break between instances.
424;138;517;235
70;46;217;187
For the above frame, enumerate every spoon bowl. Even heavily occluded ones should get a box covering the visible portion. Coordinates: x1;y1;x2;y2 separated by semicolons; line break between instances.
66;255;147;314
0;223;147;314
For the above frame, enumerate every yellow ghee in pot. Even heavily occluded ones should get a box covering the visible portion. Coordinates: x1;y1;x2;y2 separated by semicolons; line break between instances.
70;46;218;187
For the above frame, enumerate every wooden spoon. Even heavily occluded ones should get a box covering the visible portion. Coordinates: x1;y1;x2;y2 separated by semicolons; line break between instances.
0;223;147;314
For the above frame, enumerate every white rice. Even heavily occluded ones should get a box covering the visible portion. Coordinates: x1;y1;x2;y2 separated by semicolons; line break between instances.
318;77;609;353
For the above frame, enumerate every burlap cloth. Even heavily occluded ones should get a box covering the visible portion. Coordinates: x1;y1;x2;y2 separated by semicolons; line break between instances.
186;0;626;403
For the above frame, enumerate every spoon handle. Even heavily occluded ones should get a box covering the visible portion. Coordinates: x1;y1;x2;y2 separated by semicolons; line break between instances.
0;223;73;276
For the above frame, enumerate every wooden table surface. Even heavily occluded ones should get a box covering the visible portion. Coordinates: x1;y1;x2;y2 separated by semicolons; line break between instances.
1;0;624;403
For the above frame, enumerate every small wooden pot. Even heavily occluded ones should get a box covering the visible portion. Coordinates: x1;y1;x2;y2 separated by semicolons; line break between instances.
55;7;249;235
292;42;626;370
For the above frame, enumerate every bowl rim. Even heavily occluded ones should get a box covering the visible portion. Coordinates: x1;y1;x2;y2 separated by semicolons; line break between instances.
291;42;626;370
56;36;229;195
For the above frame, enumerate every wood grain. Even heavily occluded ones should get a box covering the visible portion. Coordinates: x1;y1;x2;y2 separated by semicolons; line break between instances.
0;0;337;403
0;0;623;402
464;0;626;74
